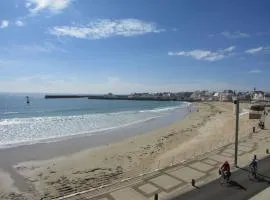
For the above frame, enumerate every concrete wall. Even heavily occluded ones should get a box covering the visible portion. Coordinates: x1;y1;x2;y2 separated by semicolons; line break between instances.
249;113;262;119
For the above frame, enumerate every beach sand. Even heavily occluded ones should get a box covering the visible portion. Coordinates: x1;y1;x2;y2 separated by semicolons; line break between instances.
1;102;257;199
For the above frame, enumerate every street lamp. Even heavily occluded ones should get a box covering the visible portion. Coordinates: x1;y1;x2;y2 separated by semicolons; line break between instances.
234;99;240;167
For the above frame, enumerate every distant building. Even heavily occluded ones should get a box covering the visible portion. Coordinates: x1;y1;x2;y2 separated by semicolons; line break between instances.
252;91;265;101
189;90;215;101
220;90;234;102
265;93;270;101
237;92;251;101
190;91;201;101
213;92;220;101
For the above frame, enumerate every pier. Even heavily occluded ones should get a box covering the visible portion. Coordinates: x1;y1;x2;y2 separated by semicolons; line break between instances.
44;94;195;102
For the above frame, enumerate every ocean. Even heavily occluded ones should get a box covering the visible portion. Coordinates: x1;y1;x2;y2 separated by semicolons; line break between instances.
0;93;191;148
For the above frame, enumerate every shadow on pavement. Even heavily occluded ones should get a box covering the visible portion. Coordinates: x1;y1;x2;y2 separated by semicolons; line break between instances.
256;175;270;184
238;167;270;182
238;167;249;172
193;185;200;189
228;180;247;191
237;167;270;185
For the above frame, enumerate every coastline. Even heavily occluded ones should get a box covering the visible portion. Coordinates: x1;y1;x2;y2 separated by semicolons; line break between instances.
0;102;257;199
0;103;192;199
0;100;190;150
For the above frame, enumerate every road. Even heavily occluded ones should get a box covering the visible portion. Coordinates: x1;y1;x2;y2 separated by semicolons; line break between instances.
170;155;270;200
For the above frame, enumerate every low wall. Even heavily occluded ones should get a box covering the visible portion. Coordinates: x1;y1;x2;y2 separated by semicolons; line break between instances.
249;113;262;119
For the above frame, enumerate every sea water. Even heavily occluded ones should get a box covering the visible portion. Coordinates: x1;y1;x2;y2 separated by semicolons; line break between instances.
0;93;190;148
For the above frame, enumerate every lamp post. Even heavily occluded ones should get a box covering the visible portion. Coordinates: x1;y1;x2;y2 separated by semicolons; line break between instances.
234;99;240;167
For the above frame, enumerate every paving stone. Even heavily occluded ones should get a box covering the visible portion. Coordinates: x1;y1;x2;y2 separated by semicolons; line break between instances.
190;162;214;172
168;166;205;182
252;136;266;140
220;152;233;157
149;175;181;190
64;196;79;200
238;145;253;152
238;150;246;155
146;192;168;200
158;191;168;199
208;168;220;177
138;183;159;195
223;149;235;154
239;142;254;148
202;159;218;166
66;195;86;200
110;188;147;200
224;148;245;155
209;154;232;163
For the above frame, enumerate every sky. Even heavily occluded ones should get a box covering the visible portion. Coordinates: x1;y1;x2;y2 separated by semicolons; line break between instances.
0;0;270;94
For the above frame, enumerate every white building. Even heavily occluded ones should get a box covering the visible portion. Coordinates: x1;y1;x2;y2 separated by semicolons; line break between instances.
213;92;220;101
220;90;234;102
190;91;201;101
252;91;265;101
265;93;270;101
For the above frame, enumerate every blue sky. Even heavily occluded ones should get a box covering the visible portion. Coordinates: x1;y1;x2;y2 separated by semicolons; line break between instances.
0;0;270;94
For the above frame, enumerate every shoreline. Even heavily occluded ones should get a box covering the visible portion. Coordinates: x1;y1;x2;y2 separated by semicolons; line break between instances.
0;102;257;200
0;104;193;199
0;104;192;152
0;101;191;150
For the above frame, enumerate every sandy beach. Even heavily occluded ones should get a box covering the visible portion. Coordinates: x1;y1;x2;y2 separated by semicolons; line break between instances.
0;102;258;199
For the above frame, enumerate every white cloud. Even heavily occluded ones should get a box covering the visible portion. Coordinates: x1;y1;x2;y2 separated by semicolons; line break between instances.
248;69;262;74
0;59;15;66
15;20;25;27
168;46;235;62
13;44;51;53
25;2;32;8
254;31;270;36
16;74;54;81
221;31;250;39
48;19;165;39
108;77;121;84
223;46;236;52
0;42;68;56
26;0;72;14
0;20;9;28
245;46;264;54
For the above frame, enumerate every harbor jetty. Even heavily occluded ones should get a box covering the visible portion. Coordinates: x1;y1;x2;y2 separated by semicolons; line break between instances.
44;92;195;102
45;95;89;99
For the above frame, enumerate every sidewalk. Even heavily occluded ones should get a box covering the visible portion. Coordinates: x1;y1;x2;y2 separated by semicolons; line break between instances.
249;187;270;200
59;115;270;200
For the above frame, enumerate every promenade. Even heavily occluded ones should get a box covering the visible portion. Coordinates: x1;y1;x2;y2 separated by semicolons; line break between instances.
59;114;270;200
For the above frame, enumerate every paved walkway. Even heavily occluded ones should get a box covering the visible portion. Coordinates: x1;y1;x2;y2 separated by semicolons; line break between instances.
249;187;270;200
171;155;270;200
59;115;270;200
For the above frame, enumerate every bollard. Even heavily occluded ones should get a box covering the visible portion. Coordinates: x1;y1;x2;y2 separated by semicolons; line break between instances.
154;193;158;200
191;179;196;187
266;149;269;154
253;127;255;133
